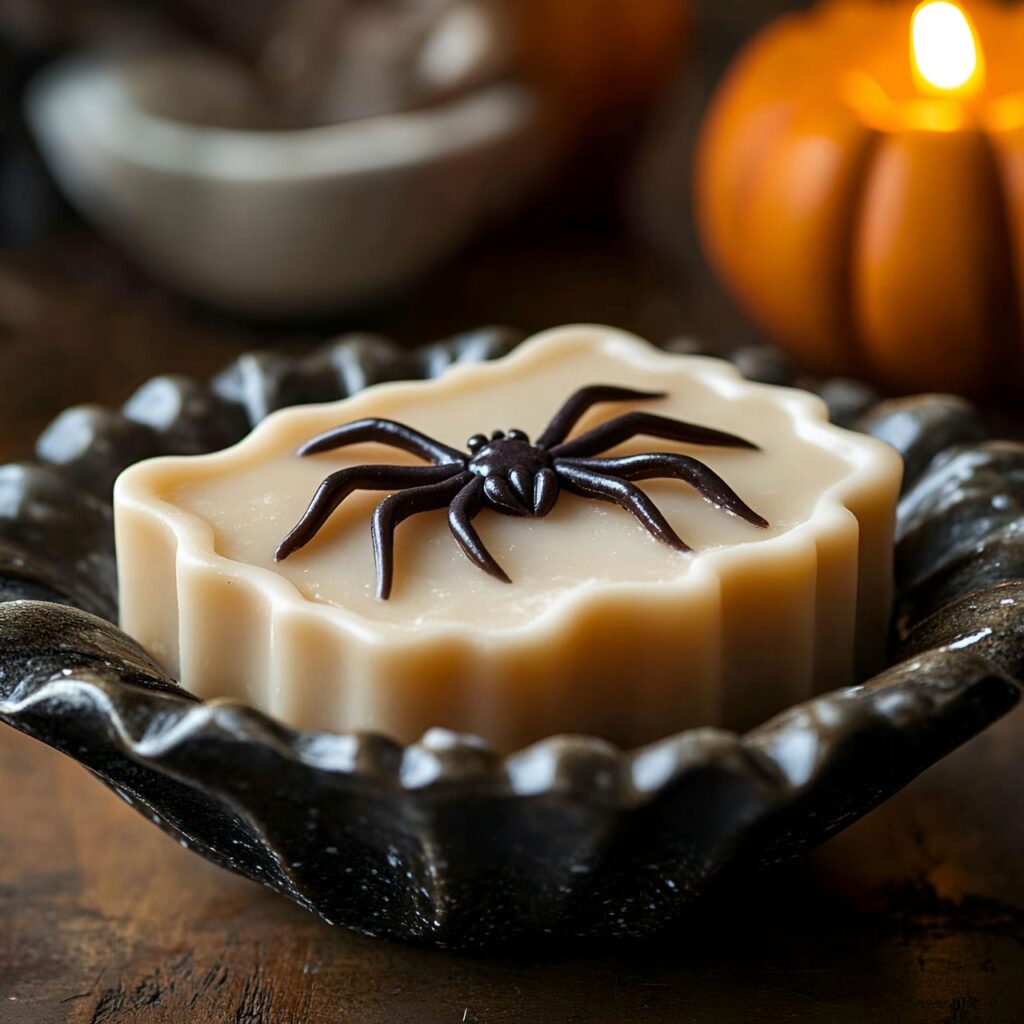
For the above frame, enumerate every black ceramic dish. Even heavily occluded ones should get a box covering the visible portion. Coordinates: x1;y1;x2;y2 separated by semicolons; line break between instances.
0;329;1020;948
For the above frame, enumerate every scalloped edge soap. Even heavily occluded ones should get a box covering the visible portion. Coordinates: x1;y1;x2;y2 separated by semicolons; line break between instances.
114;326;902;751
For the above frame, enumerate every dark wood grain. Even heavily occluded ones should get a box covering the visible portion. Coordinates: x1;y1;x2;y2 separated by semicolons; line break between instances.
0;203;1022;1023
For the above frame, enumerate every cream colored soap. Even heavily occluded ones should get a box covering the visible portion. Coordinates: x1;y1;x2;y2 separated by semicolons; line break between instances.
114;326;902;750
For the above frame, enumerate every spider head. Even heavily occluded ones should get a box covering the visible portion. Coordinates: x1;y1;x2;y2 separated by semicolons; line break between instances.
467;428;555;517
467;429;530;452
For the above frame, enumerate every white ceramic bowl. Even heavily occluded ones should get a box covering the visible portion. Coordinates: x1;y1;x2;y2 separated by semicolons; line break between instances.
27;50;544;316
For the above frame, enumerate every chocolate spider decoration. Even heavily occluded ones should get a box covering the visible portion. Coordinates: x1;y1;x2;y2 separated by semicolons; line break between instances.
276;385;769;599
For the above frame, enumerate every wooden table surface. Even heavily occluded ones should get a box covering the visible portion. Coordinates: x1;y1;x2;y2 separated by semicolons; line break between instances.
0;214;1022;1023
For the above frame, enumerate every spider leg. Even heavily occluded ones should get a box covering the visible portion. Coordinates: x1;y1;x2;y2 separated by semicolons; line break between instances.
556;463;690;552
508;467;534;508
297;418;466;465
372;472;472;599
448;477;512;584
483;476;530;516
535;385;665;449
550;412;758;459
275;463;461;561
558;454;768;528
534;467;558;516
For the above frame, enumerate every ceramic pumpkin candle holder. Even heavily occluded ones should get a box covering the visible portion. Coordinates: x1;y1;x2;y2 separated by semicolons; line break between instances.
696;0;1024;397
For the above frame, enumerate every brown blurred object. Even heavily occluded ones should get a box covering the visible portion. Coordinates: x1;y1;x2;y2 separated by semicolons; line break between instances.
508;0;691;138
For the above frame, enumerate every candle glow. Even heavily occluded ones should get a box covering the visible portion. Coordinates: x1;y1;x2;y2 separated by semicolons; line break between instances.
698;0;1022;396
911;1;983;94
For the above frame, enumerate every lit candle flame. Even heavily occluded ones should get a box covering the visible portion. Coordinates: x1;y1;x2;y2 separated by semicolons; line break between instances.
911;1;983;94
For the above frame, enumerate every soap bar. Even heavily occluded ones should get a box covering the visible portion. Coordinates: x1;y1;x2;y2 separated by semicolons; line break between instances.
114;327;902;750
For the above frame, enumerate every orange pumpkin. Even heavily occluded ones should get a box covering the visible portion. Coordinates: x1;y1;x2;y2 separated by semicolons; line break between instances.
509;0;690;131
696;0;1024;396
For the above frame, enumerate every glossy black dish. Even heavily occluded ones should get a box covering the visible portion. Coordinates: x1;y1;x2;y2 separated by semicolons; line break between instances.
0;329;1020;947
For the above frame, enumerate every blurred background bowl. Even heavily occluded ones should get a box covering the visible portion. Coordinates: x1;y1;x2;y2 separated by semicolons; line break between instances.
26;48;546;316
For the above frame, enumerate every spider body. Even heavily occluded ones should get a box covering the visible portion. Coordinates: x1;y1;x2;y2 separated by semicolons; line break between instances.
276;385;768;599
466;431;555;518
